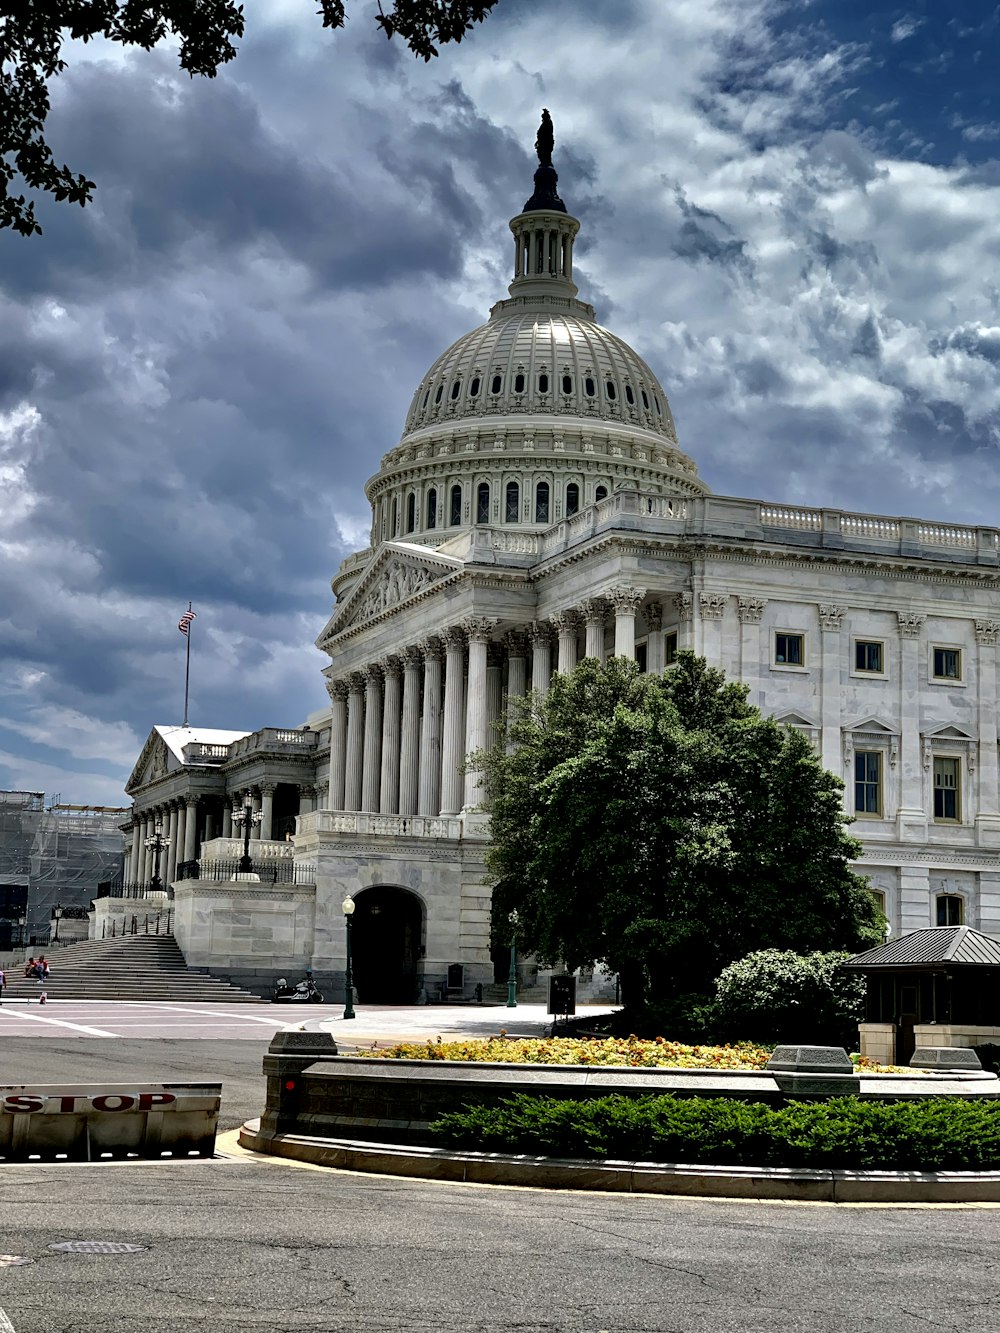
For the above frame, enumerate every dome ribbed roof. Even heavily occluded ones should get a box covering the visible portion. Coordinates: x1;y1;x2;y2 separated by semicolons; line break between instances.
401;301;678;443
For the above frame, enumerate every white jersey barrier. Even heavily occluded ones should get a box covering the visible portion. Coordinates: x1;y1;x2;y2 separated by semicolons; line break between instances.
0;1083;221;1161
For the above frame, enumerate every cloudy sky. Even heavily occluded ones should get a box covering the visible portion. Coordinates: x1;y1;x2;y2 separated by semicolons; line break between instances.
2;0;999;806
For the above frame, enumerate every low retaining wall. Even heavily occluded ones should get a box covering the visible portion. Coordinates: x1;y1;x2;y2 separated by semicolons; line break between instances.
256;1033;1000;1152
0;1083;221;1161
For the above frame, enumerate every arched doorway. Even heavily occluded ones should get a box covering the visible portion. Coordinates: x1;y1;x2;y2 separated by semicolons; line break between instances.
350;886;423;1004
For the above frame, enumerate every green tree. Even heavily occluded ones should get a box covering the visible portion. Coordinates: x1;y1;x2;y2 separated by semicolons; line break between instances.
1;0;499;236
483;652;883;1011
713;949;869;1047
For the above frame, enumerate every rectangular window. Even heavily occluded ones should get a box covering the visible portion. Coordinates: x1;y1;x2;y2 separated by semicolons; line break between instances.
932;647;962;681
936;895;964;926
635;641;648;673
854;751;882;816
774;633;804;667
664;631;678;666
933;757;961;822
855;640;883;673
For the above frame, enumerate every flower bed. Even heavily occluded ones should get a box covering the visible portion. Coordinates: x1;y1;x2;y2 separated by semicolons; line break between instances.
354;1035;903;1072
430;1094;1000;1171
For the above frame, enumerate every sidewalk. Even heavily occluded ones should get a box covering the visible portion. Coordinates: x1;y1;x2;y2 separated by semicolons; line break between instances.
295;1001;618;1049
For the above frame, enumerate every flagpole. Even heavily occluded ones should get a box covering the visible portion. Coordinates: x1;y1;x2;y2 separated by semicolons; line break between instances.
181;602;193;727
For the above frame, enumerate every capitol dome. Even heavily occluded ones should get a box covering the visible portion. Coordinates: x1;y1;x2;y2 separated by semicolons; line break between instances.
361;113;707;555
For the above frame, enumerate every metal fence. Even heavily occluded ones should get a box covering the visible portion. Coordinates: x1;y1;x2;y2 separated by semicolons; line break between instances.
101;910;173;939
193;860;316;885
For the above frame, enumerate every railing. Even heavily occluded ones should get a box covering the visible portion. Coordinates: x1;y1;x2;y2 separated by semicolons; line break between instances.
760;505;823;531
101;910;173;938
193;860;316;885
306;810;464;840
197;838;294;863
227;728;317;759
96;882;162;900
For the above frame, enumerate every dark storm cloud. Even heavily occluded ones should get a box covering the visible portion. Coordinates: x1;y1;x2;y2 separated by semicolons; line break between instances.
671;188;753;275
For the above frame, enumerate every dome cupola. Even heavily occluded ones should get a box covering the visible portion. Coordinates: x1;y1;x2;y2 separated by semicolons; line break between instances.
363;112;708;552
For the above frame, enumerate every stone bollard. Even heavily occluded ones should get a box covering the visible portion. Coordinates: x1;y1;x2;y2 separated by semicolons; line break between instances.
260;1029;338;1138
910;1046;983;1072
766;1045;860;1097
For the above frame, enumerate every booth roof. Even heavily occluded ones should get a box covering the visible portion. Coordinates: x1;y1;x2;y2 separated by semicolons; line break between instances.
844;926;1000;970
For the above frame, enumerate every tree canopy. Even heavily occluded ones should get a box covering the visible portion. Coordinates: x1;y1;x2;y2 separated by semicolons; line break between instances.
482;653;883;1009
0;0;500;236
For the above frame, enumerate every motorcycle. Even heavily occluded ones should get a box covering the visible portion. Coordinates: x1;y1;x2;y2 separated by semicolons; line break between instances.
272;974;325;1004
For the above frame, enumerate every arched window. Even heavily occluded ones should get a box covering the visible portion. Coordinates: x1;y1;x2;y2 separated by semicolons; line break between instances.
505;480;520;523
406;492;416;533
566;482;580;516
641;389;650;409
595;485;608;502
491;374;503;394
538;373;549;393
391;497;398;536
584;376;596;397
514;372;525;393
625;384;635;405
422;389;430;409
450;379;462;400
562;374;573;395
427;488;437;530
470;376;481;397
476;482;490;524
535;481;550;524
450;484;462;526
434;384;444;404
605;380;617;400
936;894;964;926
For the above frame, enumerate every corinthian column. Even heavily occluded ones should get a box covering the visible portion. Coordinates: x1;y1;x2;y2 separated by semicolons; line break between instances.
505;630;528;701
530;622;553;696
183;797;198;862
260;784;275;841
128;813;142;884
975;619;1000;845
896;612;926;840
327;679;348;811
581;599;607;662
441;627;467;816
379;656;402;814
344;673;365;812
399;647;422;816
361;665;383;812
553;610;580;674
418;639;443;816
609;586;646;658
165;803;179;884
463;618;498;808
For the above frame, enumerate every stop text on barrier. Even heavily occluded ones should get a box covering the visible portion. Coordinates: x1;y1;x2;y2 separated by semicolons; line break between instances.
2;1092;177;1114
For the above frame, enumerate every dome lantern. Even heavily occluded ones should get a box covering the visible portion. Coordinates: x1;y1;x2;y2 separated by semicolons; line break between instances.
508;109;580;303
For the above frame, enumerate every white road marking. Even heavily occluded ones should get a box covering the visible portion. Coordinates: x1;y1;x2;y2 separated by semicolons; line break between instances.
0;1303;17;1332
140;1003;298;1026
0;1008;117;1037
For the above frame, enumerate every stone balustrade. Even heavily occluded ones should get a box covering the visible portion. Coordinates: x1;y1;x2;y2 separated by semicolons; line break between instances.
301;810;465;840
199;837;294;862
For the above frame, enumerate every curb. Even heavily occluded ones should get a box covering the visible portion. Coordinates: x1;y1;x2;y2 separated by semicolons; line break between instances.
236;1120;1000;1203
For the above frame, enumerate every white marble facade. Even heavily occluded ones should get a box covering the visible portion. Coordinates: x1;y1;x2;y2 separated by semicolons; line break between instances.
120;135;1000;999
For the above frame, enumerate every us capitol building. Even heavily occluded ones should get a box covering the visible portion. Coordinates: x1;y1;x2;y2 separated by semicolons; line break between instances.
118;115;1000;1001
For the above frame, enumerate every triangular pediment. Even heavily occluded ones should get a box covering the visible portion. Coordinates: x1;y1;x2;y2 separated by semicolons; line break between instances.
317;541;464;645
846;716;898;736
775;710;819;730
126;731;170;794
922;723;977;742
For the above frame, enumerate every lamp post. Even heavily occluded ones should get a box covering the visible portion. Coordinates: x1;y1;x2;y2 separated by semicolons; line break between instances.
231;796;262;875
144;822;170;893
51;902;64;944
342;895;356;1020
506;909;519;1009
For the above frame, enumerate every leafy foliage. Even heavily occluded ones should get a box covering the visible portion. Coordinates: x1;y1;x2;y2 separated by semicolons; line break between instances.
431;1093;1000;1171
0;1;499;235
482;654;883;1009
713;950;869;1047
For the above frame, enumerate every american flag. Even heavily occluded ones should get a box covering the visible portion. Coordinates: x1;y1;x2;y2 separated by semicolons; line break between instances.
178;608;197;635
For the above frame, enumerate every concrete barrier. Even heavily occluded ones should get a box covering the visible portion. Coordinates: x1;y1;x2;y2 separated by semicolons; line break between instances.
0;1083;222;1161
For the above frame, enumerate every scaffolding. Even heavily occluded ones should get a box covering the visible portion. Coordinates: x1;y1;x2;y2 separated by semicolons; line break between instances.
0;791;126;947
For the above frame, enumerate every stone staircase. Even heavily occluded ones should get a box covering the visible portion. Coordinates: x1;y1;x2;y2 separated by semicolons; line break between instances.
2;934;265;1003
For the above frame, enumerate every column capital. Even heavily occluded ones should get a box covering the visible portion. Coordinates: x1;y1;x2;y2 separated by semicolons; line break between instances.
674;591;693;621
326;678;348;702
609;586;646;615
463;616;498;644
897;611;925;638
645;601;663;632
381;654;402;677
552;609;580;634
529;620;553;647
184;794;199;810
505;629;529;657
579;597;607;625
298;783;316;798
347;671;366;693
402;645;423;668
364;663;383;685
443;626;467;650
420;636;444;662
698;593;726;621
261;783;276;796
737;596;766;624
818;603;846;632
975;619;1000;646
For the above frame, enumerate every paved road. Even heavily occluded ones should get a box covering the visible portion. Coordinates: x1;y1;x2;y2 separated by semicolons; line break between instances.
2;1148;1000;1332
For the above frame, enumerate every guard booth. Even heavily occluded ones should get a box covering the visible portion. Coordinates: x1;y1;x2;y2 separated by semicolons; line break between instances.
843;926;1000;1065
548;974;576;1024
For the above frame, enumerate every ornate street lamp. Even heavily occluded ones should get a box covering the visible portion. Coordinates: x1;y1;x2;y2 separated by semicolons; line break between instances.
51;902;64;944
507;909;519;1009
342;895;356;1020
231;796;262;876
144;822;170;893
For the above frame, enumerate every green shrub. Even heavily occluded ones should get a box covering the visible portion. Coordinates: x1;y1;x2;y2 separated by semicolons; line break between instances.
713;949;866;1046
430;1094;1000;1171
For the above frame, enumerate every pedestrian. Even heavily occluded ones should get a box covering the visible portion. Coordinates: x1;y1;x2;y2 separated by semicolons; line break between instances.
24;956;36;978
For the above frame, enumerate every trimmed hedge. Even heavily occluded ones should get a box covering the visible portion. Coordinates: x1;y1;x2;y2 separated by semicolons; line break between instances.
430;1094;1000;1172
